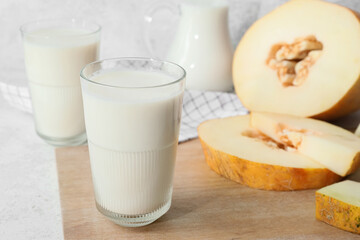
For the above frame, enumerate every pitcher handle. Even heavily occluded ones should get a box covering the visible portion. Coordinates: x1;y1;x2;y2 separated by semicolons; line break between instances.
143;1;180;59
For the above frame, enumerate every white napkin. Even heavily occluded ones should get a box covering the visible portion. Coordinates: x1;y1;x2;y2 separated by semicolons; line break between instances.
179;90;249;142
0;83;249;143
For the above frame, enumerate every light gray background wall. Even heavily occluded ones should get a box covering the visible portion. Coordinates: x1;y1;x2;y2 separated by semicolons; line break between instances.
1;0;359;103
0;0;359;239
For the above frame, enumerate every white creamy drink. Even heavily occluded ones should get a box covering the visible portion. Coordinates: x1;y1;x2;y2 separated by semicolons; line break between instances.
22;22;100;145
81;64;185;225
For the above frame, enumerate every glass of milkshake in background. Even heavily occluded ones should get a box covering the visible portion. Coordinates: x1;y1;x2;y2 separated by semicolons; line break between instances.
80;58;186;227
20;19;101;146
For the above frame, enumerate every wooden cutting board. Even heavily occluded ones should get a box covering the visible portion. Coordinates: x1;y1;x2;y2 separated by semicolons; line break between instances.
56;112;360;240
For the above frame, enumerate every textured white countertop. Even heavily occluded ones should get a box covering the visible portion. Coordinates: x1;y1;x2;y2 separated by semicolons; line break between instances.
0;100;63;240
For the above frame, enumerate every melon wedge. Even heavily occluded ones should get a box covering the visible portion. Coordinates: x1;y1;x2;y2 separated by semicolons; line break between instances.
233;0;360;120
198;115;341;191
316;180;360;234
251;112;360;177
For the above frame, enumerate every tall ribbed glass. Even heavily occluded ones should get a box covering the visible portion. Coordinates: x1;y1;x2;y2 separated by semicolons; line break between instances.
20;19;101;146
80;58;186;227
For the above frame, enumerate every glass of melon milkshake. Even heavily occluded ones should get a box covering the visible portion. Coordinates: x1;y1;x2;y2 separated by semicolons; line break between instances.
20;19;101;146
80;58;186;227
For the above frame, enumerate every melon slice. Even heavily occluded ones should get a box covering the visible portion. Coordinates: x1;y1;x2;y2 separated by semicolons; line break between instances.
197;115;341;191
355;123;360;137
251;112;360;177
316;180;360;234
233;0;360;120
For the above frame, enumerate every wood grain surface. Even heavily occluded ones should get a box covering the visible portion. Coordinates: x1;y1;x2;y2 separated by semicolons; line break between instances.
56;111;360;240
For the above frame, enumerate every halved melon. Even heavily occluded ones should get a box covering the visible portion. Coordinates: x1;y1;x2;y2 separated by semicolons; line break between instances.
198;115;341;191
251;112;360;176
233;0;360;120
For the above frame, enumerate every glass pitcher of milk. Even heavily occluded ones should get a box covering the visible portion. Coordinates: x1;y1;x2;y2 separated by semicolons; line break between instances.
144;0;233;92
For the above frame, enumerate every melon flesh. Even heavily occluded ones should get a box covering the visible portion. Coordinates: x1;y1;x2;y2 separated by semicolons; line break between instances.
316;180;360;234
251;112;360;176
355;123;360;137
198;115;341;191
233;0;360;120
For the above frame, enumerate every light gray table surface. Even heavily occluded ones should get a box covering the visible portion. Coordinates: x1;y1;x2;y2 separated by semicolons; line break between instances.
0;100;63;239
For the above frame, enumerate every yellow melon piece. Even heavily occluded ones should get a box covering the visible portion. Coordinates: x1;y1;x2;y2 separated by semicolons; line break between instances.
197;115;341;191
233;0;360;120
355;123;360;137
251;112;360;176
316;180;360;234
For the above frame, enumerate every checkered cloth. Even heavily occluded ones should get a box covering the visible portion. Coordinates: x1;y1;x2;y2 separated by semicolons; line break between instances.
0;83;248;142
179;90;249;142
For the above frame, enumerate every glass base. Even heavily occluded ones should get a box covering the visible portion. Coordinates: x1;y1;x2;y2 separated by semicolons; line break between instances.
96;198;171;227
36;130;87;147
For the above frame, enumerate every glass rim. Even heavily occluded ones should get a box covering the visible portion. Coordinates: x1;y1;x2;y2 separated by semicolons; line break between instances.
80;57;186;89
183;0;229;7
19;18;101;37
